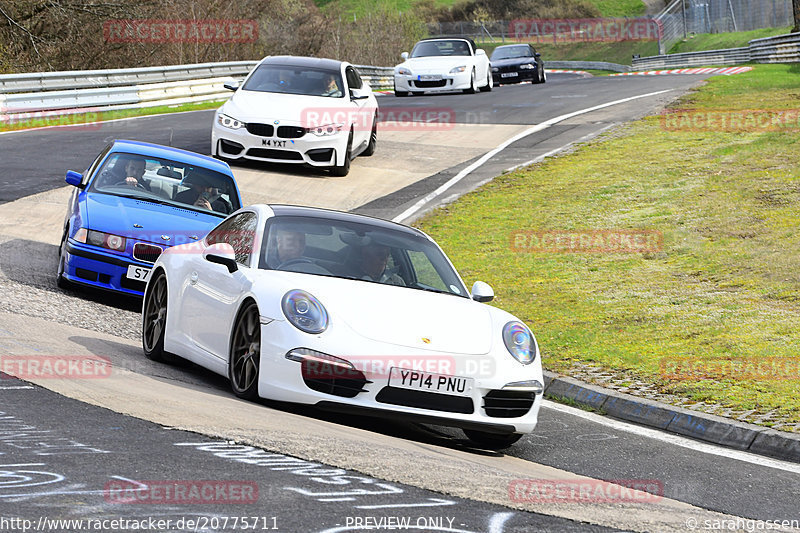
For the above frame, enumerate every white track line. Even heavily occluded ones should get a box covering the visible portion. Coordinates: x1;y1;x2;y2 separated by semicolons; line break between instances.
542;400;800;474
391;89;673;223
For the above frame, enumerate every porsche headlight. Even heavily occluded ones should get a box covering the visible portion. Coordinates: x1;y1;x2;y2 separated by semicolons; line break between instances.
519;63;536;70
396;67;412;76
449;65;467;74
282;290;329;334
503;321;536;365
307;123;344;137
217;113;246;130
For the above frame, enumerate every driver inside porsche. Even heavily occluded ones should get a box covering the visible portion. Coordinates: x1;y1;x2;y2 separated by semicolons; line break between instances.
276;229;306;266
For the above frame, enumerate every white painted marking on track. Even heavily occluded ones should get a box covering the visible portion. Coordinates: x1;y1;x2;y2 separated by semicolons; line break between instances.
392;89;673;223
503;122;616;173
489;512;515;533
542;400;800;474
355;498;457;509
0;386;35;390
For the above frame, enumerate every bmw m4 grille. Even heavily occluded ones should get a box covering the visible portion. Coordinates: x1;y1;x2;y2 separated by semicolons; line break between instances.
277;126;305;139
246;123;275;137
133;243;163;263
246;148;303;160
482;390;536;418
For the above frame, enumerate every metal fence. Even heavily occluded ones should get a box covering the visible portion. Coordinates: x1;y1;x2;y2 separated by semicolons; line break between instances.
655;0;795;54
632;31;800;69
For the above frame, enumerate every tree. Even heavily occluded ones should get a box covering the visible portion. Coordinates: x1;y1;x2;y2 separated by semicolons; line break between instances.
794;0;800;33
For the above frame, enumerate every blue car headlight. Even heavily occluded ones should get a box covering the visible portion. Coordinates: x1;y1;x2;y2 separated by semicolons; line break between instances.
281;290;329;334
503;321;536;365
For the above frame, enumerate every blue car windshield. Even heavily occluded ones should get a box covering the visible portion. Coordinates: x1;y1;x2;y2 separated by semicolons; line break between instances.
88;152;240;216
242;65;344;98
258;216;469;297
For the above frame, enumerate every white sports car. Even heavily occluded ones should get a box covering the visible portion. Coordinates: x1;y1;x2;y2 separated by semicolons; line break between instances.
211;56;378;177
393;38;493;96
142;205;543;448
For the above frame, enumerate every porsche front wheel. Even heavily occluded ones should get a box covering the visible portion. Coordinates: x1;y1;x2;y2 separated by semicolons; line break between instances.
229;300;261;400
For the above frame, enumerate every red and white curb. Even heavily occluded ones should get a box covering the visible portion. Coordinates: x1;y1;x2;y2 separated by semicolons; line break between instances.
544;69;591;75
610;66;753;76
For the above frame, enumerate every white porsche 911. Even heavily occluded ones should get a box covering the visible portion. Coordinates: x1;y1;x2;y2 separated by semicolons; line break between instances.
142;204;543;448
211;56;378;177
393;37;492;96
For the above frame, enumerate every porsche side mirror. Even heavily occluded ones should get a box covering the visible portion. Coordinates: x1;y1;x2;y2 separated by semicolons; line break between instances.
65;170;84;188
204;243;238;273
400;52;409;60
350;88;369;101
471;281;494;302
223;82;239;91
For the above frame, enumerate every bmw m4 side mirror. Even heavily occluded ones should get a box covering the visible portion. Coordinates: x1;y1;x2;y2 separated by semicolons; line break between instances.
204;243;238;273
350;89;369;101
65;170;84;188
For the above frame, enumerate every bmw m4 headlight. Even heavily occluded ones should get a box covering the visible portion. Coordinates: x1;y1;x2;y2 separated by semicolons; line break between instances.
396;67;412;76
449;65;467;74
282;290;329;334
519;63;536;70
503;321;536;365
217;114;246;130
307;123;344;137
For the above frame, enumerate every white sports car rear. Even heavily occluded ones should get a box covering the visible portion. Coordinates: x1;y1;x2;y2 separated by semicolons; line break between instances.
142;205;543;448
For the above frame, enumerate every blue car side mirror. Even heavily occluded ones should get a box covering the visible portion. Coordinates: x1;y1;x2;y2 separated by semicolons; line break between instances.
65;170;84;188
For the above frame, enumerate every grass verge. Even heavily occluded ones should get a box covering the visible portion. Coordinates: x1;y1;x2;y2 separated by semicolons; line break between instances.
415;64;800;428
0;100;224;133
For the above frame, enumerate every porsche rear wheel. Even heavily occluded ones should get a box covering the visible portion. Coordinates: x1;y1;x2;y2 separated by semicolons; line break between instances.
143;272;174;362
229;300;261;400
463;429;523;449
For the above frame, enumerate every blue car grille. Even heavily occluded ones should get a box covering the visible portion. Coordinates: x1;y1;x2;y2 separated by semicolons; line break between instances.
133;242;163;263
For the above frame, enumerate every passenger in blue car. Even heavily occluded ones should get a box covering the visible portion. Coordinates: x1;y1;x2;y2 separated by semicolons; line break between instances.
174;171;233;214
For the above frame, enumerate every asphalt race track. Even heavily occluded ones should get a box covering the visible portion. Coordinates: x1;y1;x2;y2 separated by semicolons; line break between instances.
1;73;798;532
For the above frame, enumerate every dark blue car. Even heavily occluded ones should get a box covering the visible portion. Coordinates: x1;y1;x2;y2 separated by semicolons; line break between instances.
57;140;243;296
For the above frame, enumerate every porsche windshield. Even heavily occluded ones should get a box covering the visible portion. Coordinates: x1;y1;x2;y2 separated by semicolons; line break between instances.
242;65;344;98
89;152;240;216
411;40;472;58
259;216;468;297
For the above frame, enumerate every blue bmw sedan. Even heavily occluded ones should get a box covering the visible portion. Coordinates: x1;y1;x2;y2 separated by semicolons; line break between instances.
57;140;243;296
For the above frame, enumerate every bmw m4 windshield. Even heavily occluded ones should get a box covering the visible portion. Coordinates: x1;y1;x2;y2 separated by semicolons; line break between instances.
259;216;469;297
242;65;344;98
89;152;240;216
